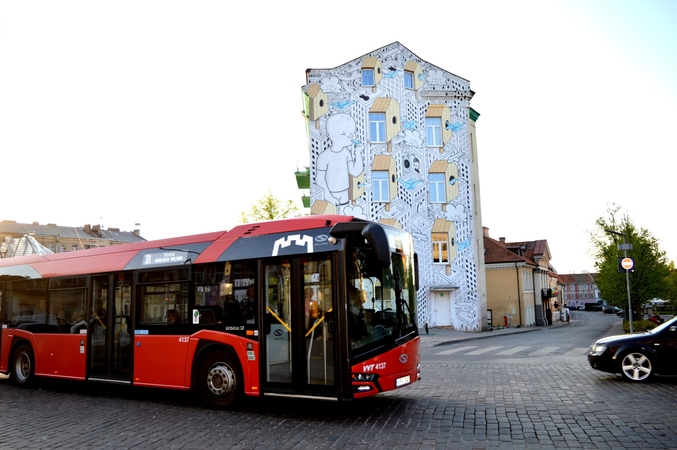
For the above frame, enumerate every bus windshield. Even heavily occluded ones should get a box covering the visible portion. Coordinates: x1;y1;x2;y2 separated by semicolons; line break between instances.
346;231;417;358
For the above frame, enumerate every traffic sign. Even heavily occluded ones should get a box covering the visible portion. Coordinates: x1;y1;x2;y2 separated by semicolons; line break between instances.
619;257;634;271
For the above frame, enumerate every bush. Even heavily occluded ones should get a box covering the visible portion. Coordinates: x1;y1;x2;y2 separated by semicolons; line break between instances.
623;320;657;333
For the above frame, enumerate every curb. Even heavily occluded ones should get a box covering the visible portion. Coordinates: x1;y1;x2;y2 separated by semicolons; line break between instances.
430;326;542;347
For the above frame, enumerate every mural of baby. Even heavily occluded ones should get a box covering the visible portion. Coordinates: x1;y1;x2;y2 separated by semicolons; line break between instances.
316;114;364;207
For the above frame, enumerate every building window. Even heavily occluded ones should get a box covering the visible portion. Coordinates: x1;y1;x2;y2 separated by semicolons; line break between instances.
369;113;386;143
372;171;389;202
426;117;442;147
429;173;446;203
362;69;375;87
522;270;533;292
432;233;448;264
404;71;414;89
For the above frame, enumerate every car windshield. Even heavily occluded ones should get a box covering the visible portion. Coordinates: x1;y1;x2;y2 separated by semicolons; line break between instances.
648;316;677;334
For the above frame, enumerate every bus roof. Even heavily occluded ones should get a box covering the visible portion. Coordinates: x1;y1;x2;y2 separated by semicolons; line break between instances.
0;215;355;279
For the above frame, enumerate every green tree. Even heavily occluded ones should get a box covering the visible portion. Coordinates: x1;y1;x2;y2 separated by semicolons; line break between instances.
589;204;669;318
238;190;299;224
663;261;677;305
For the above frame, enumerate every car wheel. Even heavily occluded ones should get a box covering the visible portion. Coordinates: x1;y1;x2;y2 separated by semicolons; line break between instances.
196;349;242;409
620;351;654;382
10;343;35;387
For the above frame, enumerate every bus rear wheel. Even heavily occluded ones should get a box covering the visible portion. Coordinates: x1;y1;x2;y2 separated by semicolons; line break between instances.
196;350;242;409
11;344;35;387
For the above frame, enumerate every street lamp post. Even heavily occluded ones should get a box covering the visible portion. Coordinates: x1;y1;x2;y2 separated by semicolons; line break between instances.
606;229;634;333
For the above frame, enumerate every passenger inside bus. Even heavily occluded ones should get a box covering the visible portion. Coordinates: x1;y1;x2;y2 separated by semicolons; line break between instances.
348;288;368;343
241;284;256;325
70;310;87;333
305;286;324;340
33;299;46;315
305;287;319;324
224;295;241;326
166;309;182;332
166;309;180;324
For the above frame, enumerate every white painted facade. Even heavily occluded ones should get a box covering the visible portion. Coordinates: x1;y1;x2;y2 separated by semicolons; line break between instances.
302;42;486;331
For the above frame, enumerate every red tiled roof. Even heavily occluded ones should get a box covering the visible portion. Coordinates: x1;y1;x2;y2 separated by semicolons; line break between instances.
558;273;596;283
484;236;535;265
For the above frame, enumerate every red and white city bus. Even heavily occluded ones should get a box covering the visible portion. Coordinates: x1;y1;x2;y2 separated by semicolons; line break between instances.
0;215;420;408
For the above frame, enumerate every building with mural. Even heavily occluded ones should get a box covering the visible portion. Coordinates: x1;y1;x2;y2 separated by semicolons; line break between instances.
300;42;487;331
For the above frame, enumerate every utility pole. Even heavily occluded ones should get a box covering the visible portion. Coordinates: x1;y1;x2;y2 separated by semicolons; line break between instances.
606;229;634;333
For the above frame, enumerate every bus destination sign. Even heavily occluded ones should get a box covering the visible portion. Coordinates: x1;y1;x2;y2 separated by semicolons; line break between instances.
142;251;189;266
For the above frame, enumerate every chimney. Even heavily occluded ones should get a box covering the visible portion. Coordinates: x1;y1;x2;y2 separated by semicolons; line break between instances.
92;225;101;237
482;227;489;237
133;229;141;237
499;237;506;244
83;224;91;234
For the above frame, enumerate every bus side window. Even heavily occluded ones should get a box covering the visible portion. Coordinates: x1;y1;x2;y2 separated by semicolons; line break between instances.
6;279;48;328
50;289;86;334
137;281;189;334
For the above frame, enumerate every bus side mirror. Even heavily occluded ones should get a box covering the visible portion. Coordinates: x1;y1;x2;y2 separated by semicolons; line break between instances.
362;223;390;267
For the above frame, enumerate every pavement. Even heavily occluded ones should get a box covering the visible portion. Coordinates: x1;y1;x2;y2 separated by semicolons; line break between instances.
418;316;626;349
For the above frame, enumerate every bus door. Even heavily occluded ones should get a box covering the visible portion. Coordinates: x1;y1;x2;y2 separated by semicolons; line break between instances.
262;255;336;397
88;273;132;382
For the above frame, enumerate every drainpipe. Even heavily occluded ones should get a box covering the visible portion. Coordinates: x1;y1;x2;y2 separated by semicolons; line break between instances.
515;264;523;326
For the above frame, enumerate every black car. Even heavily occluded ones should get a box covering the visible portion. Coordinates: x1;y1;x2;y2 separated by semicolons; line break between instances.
604;306;623;316
588;316;677;382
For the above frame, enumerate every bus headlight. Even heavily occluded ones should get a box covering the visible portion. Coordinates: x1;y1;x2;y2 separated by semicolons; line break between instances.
352;373;376;382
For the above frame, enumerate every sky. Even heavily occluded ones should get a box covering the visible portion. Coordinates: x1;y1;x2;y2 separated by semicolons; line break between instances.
1;1;676;275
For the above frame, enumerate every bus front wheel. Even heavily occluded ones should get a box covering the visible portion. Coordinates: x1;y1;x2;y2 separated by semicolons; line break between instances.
196;350;242;409
11;344;35;387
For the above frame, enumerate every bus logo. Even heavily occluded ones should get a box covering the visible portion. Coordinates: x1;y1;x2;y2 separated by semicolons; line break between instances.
272;234;314;256
399;354;409;364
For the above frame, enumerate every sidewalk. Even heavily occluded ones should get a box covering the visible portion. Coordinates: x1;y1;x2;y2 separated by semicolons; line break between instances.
419;317;625;349
601;319;625;337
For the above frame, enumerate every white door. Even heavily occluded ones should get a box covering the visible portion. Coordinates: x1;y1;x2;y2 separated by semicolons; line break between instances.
432;292;451;327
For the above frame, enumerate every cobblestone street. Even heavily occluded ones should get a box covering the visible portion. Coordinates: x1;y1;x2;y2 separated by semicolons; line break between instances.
2;357;676;449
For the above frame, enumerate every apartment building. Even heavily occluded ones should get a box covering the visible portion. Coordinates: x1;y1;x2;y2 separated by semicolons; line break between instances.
299;42;487;330
0;220;145;257
557;273;600;309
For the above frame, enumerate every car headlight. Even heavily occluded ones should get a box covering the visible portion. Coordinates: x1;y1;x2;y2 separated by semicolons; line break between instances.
589;343;607;356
